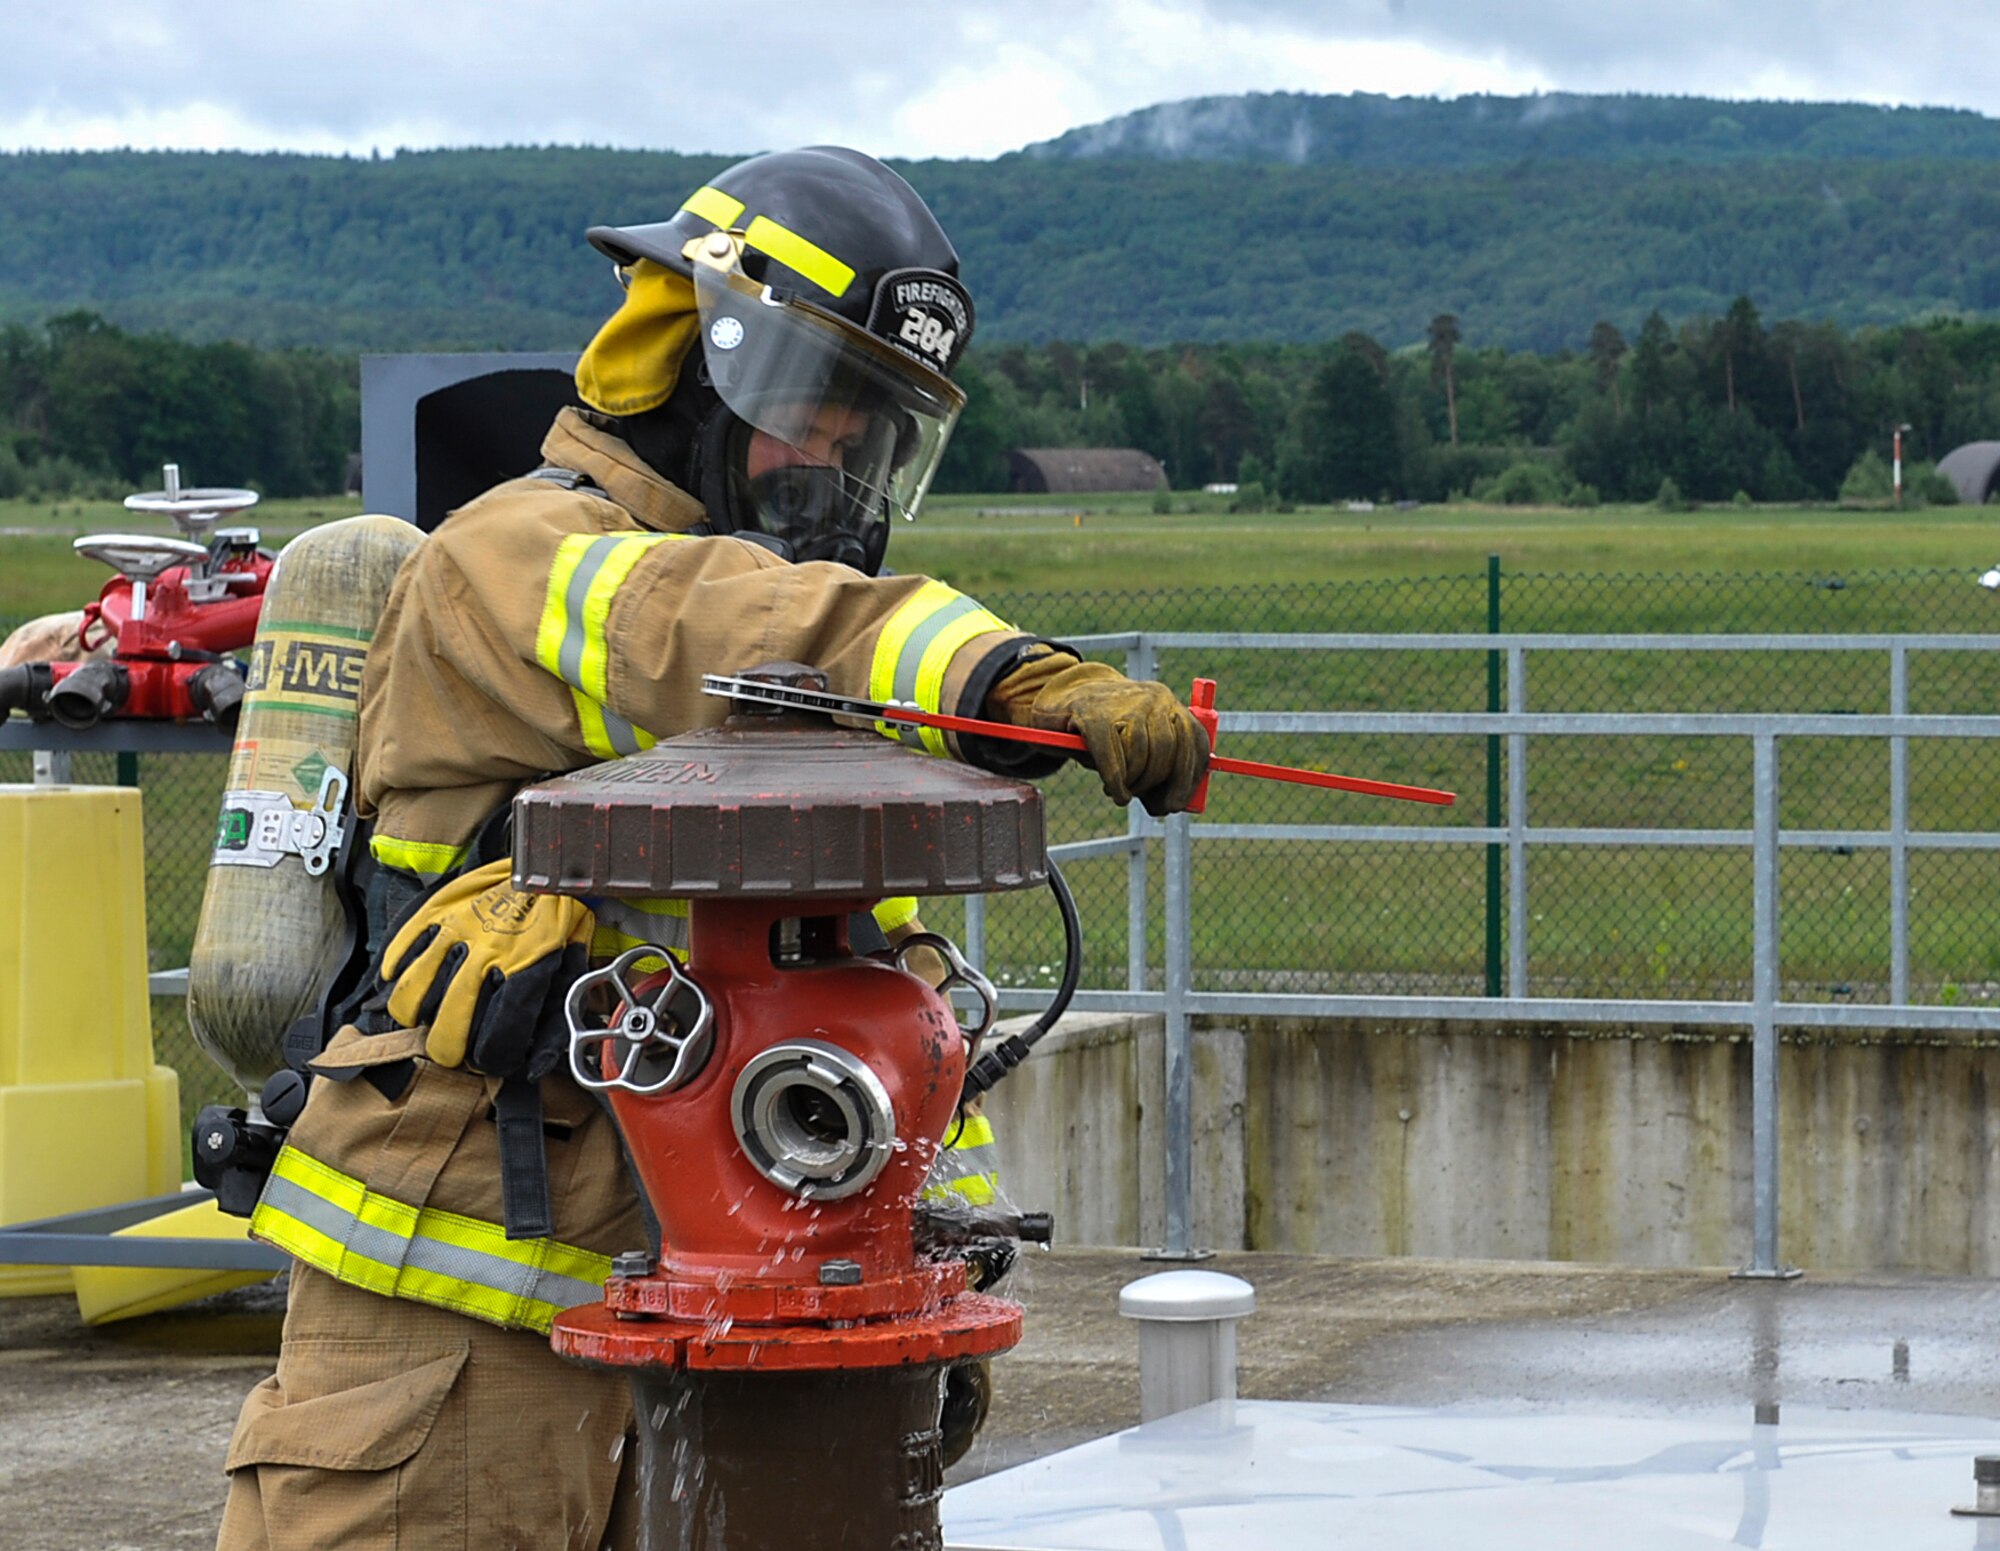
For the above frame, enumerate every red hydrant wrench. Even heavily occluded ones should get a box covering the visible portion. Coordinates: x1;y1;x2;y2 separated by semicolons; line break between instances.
700;673;1456;812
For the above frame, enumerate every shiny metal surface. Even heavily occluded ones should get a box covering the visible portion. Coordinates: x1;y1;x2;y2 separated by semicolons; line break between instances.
946;1399;2000;1550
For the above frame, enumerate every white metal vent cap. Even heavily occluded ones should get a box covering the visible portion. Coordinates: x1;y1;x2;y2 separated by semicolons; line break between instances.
1118;1270;1256;1322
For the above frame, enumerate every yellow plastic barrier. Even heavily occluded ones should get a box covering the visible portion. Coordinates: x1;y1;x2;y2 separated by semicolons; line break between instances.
71;1196;273;1324
0;785;182;1296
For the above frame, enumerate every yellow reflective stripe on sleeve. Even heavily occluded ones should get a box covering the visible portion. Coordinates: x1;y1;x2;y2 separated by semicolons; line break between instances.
743;215;855;299
368;834;468;881
922;1111;1000;1205
588;898;691;967
536;533;596;682
869;582;1014;756
588;924;687;973
871;896;920;933
680;185;746;230
251;1145;613;1335
577;536;679;701
950;1113;996;1150
932;1171;997;1207
537;532;682;758
909;607;1013;756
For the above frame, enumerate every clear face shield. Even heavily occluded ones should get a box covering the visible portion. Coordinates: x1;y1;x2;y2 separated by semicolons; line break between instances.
684;233;965;571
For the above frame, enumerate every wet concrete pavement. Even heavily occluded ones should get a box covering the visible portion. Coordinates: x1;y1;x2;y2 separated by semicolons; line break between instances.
5;1250;2000;1548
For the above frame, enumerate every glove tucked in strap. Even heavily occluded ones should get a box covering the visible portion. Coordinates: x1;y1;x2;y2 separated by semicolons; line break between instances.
379;858;595;1081
986;648;1210;816
374;858;595;1241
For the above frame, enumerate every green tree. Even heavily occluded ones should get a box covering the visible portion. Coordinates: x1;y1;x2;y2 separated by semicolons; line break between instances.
1289;338;1401;501
1588;320;1627;416
1426;312;1461;447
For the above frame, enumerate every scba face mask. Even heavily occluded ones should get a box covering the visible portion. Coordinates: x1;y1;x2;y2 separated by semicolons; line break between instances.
724;413;893;574
686;231;966;574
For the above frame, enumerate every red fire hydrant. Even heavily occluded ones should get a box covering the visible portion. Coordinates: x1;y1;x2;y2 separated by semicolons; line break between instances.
516;667;1046;1549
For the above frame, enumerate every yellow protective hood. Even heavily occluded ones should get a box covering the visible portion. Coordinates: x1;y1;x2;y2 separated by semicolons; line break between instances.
574;260;702;416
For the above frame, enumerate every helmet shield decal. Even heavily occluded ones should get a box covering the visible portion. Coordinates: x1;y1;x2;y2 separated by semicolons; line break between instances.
691;256;965;535
866;268;974;377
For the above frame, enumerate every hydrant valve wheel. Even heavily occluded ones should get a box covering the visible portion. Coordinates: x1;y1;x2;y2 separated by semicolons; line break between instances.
565;945;716;1095
894;931;998;1052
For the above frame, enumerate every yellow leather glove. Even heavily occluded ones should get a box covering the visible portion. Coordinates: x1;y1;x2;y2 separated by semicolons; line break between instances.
987;649;1210;816
380;859;595;1078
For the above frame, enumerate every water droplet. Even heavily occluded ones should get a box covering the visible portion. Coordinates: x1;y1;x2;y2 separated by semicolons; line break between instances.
609;1434;626;1462
651;1403;669;1430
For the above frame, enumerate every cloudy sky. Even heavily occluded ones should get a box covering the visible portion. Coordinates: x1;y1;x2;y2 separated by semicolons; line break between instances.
3;0;1990;161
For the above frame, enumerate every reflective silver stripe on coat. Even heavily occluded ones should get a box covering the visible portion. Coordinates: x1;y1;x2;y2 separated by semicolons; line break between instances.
259;1173;607;1313
557;536;622;691
884;593;989;745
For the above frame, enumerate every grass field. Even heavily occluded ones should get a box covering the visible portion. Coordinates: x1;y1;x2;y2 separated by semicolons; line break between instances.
5;490;1998;1129
6;490;1999;618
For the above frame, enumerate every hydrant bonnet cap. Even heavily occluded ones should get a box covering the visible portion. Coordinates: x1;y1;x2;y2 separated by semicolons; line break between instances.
1117;1270;1256;1322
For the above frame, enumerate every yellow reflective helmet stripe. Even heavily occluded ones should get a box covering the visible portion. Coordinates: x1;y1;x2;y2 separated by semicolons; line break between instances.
369;834;468;881
537;532;685;758
870;582;1015;756
251;1145;611;1335
679;185;746;231
743;215;855;299
677;186;854;300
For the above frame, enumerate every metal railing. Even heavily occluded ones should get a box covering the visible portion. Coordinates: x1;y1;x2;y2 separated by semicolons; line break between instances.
15;631;2000;1278
968;632;2000;1273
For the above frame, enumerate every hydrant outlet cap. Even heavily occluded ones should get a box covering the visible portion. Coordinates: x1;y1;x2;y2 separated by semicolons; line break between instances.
1118;1270;1256;1322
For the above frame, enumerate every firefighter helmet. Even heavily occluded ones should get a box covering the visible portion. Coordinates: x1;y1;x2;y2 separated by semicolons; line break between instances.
588;147;973;574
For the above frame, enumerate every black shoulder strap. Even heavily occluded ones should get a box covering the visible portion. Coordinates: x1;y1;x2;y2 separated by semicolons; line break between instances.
524;466;612;500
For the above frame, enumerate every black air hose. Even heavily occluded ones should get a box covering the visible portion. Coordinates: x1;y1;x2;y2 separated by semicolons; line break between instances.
961;858;1082;1103
0;666;32;717
0;663;52;719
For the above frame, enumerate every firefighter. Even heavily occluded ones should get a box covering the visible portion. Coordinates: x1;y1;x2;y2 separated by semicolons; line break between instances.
216;146;1207;1550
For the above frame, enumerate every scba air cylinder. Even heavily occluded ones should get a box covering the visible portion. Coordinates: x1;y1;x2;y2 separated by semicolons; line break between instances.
186;515;422;1096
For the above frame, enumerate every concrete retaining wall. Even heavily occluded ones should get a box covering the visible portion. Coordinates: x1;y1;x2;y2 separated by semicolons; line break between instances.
981;1013;2000;1274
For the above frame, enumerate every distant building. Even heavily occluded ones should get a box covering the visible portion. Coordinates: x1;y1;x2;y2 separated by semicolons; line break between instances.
1006;448;1168;494
1938;442;2000;505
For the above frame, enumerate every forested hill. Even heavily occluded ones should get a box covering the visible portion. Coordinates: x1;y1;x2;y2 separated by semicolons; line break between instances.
1021;91;2000;167
3;92;1999;353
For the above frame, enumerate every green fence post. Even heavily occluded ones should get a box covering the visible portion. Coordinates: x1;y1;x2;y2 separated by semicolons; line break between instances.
117;752;139;787
1485;554;1503;996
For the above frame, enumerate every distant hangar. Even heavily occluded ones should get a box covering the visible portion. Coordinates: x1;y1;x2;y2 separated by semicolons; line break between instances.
1939;442;2000;505
1006;447;1168;494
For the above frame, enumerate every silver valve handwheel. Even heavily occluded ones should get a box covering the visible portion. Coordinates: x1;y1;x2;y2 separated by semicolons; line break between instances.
894;931;998;1058
565;945;715;1096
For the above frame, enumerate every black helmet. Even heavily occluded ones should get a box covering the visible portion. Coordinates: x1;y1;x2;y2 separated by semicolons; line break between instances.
589;148;974;573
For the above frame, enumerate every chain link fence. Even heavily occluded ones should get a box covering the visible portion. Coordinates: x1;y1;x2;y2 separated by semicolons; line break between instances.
932;564;2000;1012
8;561;2000;1132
